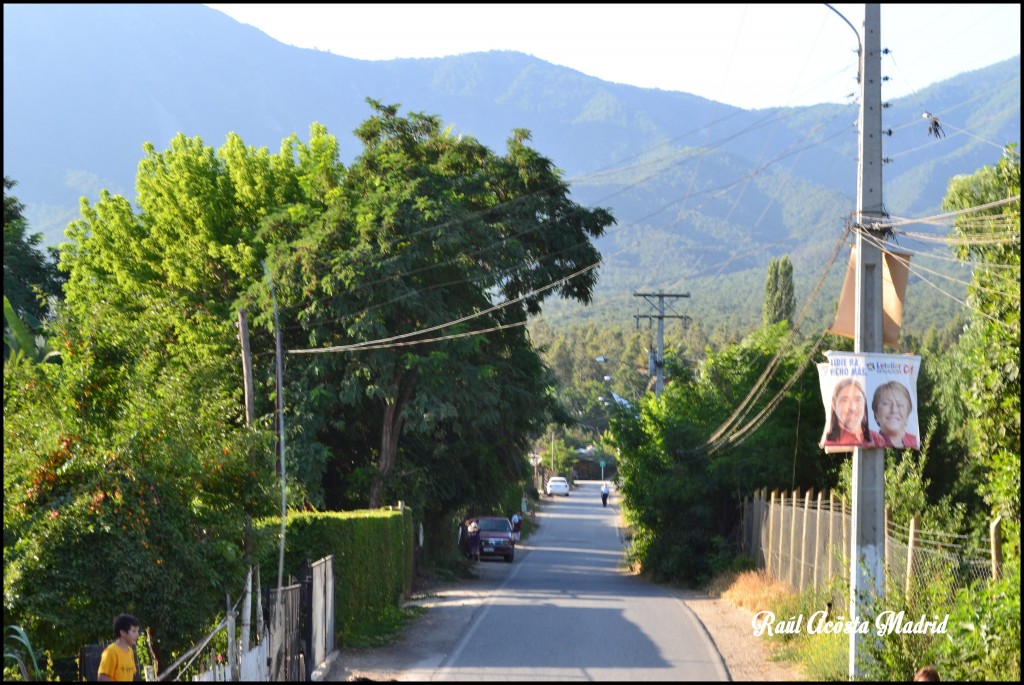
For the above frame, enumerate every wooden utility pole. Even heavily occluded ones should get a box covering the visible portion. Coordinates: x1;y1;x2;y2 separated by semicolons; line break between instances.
850;4;885;678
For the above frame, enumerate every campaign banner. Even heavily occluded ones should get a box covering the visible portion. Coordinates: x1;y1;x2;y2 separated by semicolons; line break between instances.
817;351;921;452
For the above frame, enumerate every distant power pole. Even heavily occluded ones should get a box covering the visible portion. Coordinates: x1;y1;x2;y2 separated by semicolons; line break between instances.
633;291;690;397
850;4;886;679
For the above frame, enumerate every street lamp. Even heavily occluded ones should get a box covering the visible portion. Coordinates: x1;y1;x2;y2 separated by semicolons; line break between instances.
550;430;555;474
529;453;541;479
596;355;648;400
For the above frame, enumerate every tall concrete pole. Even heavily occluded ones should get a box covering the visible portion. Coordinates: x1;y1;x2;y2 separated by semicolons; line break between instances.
656;295;666;396
850;4;885;678
633;291;690;397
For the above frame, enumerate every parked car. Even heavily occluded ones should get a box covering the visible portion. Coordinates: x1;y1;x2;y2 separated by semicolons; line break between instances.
475;516;515;562
546;476;569;496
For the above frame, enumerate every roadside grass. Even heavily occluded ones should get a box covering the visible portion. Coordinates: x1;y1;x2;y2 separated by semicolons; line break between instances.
704;569;846;681
343;605;427;648
711;567;791;611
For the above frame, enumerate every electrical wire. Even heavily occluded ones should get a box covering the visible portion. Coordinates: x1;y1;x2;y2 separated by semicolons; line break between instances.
287;245;629;354
278;101;850;332
870;235;1021;270
874;195;1020;230
681;184;1021;453
697;223;852;453
859;232;1020;334
290;320;527;354
707;326;832;455
863;233;1020;299
279;101;859;350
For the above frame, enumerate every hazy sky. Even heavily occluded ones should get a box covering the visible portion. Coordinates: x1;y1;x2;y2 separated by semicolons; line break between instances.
206;3;1020;110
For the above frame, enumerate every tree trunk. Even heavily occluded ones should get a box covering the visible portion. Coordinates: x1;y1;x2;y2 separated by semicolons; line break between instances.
368;379;412;508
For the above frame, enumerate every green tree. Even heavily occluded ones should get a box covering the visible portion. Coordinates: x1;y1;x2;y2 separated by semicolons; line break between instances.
608;322;830;583
3;303;276;665
269;101;614;510
762;255;795;326
3;176;62;346
942;145;1020;550
4;295;59;365
5;132;300;665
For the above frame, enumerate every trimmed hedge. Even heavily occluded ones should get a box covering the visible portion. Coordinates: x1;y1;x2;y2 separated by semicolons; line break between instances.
253;507;414;643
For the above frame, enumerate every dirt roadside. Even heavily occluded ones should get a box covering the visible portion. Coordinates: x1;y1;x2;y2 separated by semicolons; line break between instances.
672;588;807;681
325;502;806;681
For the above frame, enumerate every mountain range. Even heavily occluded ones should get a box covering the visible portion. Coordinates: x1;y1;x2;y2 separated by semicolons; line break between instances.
3;4;1020;334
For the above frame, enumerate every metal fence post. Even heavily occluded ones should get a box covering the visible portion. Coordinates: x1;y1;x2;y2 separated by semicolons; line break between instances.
226;591;236;682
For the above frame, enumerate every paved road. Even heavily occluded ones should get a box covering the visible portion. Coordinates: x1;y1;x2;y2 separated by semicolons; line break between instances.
398;480;730;681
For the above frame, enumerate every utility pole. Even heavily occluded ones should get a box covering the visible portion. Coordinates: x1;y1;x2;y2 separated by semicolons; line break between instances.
263;260;289;680
850;5;885;678
633;291;690;397
236;309;256;650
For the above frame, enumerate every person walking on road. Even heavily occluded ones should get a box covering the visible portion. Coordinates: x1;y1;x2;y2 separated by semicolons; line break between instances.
600;482;609;507
466;519;480;561
510;511;522;542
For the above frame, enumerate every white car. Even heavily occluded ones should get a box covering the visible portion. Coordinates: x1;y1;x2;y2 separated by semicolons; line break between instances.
546;476;570;496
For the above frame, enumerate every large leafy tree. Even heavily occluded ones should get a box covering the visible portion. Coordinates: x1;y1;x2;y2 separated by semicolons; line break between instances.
4;133;298;663
5;102;613;663
268;101;614;512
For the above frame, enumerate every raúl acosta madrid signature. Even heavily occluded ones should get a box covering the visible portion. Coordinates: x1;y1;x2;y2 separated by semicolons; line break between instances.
751;610;949;637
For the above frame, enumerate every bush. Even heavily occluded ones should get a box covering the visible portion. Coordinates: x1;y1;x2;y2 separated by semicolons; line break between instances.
936;561;1020;682
252;507;414;645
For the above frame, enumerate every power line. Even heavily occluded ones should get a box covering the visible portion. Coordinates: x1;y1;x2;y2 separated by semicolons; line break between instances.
859;232;1020;334
286;245;631;354
697;223;852;453
875;195;1020;230
289;320;527;354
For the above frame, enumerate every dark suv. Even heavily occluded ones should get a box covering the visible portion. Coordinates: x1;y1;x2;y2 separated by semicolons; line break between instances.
475;516;515;563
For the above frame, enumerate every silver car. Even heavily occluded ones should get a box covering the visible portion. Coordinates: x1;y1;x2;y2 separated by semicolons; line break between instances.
546;476;570;496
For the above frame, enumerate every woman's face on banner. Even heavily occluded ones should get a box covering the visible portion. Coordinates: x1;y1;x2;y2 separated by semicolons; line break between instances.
875;388;910;437
834;382;866;433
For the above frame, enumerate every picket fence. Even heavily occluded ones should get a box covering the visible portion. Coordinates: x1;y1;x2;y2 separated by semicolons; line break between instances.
739;488;1001;602
178;555;333;682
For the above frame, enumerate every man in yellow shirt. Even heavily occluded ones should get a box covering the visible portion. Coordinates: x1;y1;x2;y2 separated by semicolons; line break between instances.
97;614;140;682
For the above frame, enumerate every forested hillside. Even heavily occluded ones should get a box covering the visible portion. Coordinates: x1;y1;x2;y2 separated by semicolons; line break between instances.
3;5;1019;337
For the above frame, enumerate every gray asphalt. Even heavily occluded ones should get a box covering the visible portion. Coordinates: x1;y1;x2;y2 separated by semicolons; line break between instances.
427;480;729;681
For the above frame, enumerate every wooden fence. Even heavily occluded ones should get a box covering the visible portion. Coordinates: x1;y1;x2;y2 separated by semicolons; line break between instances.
184;555;334;681
740;488;1000;598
